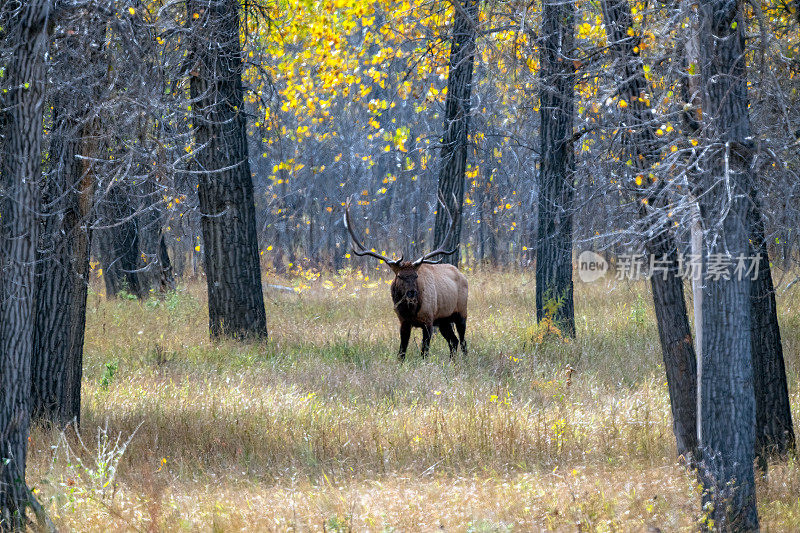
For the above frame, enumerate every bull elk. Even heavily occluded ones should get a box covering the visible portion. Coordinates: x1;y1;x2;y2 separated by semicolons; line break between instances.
344;198;468;361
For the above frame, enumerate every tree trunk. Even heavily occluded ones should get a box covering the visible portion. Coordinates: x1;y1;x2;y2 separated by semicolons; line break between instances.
0;0;51;527
97;183;144;298
97;181;168;300
536;0;576;336
32;113;95;426
188;0;267;338
158;233;176;292
433;0;479;266
680;8;792;465
648;231;699;459
750;203;795;460
31;7;104;427
600;0;698;459
135;181;166;296
696;0;758;527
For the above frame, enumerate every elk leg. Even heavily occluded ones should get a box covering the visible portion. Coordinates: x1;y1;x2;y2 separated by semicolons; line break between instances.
398;321;411;362
420;323;433;359
439;321;459;359
455;314;467;356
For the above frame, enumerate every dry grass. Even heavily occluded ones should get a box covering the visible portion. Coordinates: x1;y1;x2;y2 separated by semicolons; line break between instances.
26;267;800;531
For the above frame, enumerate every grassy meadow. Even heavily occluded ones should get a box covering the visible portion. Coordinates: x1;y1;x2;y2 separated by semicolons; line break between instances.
27;266;800;531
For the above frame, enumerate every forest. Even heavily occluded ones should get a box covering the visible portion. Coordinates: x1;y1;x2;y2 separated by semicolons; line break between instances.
1;0;800;530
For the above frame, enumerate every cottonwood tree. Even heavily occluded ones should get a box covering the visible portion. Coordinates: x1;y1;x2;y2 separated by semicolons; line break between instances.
678;3;793;465
96;186;170;300
536;0;576;336
742;67;795;460
750;200;795;460
93;4;175;301
599;0;698;460
32;1;179;426
187;0;267;338
433;0;479;266
96;185;147;297
0;0;52;527
31;4;106;426
695;0;758;527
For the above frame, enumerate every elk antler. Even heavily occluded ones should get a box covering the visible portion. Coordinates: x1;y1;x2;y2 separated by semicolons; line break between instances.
343;197;403;265
412;194;458;266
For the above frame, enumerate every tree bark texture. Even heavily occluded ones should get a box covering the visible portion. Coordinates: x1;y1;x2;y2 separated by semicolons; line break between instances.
680;0;793;467
536;0;576;336
434;0;478;266
648;231;699;460
31;7;104;427
600;0;698;459
96;185;169;300
188;0;267;338
97;183;145;298
136;191;173;295
158;233;176;292
92;6;169;301
0;1;51;527
697;0;758;528
749;203;795;460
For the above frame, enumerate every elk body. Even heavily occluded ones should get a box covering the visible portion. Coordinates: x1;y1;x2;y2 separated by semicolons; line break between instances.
345;199;468;361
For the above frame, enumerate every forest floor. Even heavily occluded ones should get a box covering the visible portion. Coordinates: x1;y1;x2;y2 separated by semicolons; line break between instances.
27;267;800;531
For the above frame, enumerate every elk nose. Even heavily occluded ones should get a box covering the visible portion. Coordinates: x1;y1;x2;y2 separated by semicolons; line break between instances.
406;289;416;299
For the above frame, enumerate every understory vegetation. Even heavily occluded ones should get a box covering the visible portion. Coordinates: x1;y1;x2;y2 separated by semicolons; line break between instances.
28;269;800;531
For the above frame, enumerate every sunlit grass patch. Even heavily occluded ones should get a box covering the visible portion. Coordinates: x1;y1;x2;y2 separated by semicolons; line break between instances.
26;268;800;531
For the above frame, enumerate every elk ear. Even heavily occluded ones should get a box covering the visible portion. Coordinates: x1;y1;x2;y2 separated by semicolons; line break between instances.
387;263;401;274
